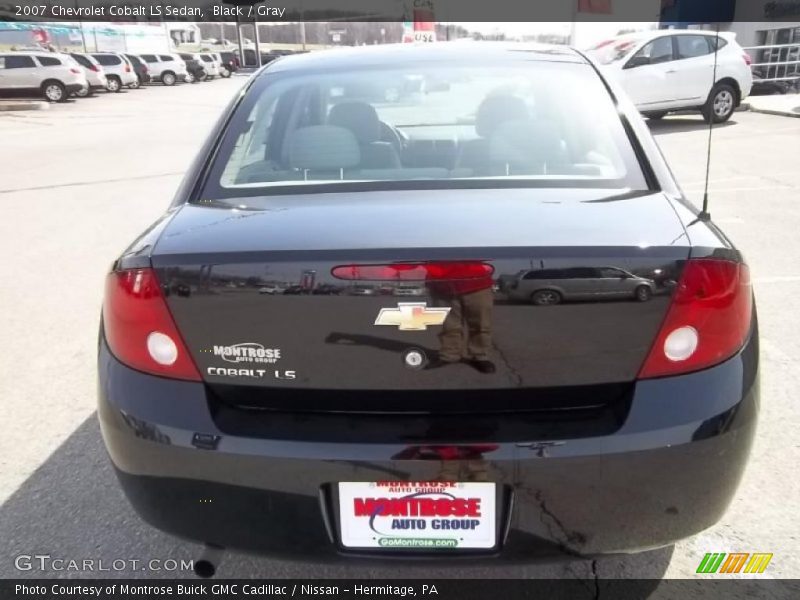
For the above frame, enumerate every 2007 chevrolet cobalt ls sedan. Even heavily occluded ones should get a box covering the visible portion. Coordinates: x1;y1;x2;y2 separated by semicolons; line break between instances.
98;43;757;561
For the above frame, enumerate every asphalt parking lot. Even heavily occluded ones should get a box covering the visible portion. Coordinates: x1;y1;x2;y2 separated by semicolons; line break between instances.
1;78;798;585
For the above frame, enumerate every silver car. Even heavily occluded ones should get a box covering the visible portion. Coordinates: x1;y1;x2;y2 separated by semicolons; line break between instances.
0;52;87;102
501;266;656;305
91;52;138;91
69;53;108;97
136;53;188;86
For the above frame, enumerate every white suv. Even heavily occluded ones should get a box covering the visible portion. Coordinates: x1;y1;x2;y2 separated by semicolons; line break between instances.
91;53;138;92
0;52;88;102
197;53;221;79
136;53;188;86
69;53;108;97
587;31;753;123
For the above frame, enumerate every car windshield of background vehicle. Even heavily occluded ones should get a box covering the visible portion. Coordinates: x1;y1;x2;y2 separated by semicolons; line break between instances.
204;62;647;200
586;37;641;64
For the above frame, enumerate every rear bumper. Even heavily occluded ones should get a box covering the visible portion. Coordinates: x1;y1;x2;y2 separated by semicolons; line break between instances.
66;83;85;94
98;329;758;562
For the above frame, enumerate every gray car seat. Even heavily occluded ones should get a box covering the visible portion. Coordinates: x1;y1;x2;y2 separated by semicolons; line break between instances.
328;102;402;169
488;119;565;175
288;125;361;179
456;95;530;175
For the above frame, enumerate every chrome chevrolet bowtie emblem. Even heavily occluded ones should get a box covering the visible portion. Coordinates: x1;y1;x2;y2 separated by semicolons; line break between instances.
374;302;451;331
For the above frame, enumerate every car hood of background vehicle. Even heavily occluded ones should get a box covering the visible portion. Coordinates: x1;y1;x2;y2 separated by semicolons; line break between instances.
152;189;689;258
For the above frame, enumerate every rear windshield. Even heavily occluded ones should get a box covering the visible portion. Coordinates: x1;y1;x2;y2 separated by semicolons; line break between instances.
94;54;120;66
201;61;647;200
71;54;92;68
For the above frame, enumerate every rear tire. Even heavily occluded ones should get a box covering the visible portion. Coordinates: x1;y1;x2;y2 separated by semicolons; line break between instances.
128;78;140;89
220;66;231;78
643;111;667;120
635;286;653;302
74;86;91;98
106;76;122;93
42;81;66;103
185;72;196;84
531;290;562;306
702;83;736;124
161;71;176;86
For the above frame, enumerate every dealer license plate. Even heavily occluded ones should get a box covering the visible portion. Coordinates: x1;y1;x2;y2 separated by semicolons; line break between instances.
338;481;496;549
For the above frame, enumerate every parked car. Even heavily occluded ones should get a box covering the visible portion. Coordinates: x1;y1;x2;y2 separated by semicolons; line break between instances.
312;284;341;295
257;284;282;295
123;54;152;86
177;53;207;84
218;51;239;76
394;285;426;297
207;52;231;78
749;67;795;95
137;53;188;86
90;52;138;92
99;43;757;563
499;267;656;305
282;284;305;295
0;51;87;102
197;53;221;79
66;53;107;97
242;48;280;68
587;31;753;123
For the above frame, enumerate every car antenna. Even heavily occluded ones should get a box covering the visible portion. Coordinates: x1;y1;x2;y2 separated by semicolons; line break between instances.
699;23;722;222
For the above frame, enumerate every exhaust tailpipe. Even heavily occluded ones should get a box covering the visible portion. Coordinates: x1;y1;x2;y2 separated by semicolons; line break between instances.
193;544;224;578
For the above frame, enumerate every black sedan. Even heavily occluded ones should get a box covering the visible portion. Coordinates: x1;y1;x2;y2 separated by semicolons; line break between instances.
98;43;757;566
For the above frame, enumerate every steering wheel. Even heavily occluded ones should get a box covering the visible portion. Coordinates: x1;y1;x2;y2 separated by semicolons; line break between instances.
379;121;406;156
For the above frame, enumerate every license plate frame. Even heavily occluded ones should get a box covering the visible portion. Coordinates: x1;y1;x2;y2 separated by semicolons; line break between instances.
337;481;497;550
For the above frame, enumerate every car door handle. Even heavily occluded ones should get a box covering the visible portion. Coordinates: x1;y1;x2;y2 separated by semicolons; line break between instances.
665;69;677;74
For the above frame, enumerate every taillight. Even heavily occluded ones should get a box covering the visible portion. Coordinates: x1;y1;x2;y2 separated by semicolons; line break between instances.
89;65;98;72
103;268;201;381
743;53;752;66
638;259;752;379
331;262;494;281
124;64;131;72
142;65;148;72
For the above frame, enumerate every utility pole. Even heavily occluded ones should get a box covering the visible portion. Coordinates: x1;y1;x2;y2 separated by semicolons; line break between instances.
74;0;87;52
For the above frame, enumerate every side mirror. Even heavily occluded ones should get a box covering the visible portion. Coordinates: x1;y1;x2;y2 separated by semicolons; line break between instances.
625;55;650;69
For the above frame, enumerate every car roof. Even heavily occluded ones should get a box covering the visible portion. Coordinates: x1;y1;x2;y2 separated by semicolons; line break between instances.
262;42;587;74
71;52;101;62
2;50;68;56
0;51;73;60
604;30;736;43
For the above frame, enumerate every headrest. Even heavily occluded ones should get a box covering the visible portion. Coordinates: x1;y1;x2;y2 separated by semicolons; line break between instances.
288;125;360;171
328;102;381;143
476;95;529;138
489;120;562;168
